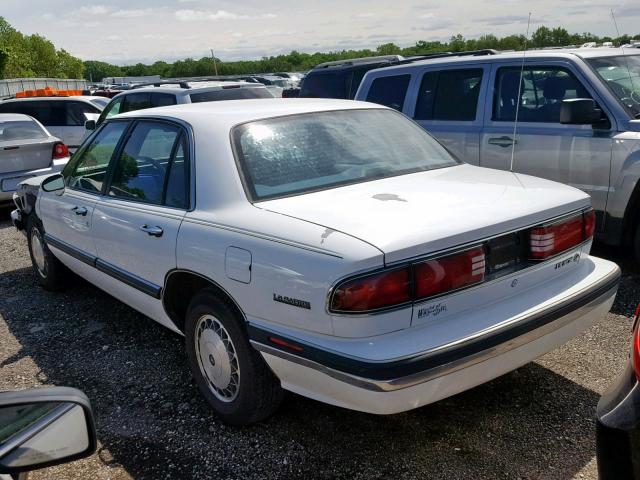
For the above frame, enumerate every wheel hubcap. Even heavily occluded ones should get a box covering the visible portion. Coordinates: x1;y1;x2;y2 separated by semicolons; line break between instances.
195;315;240;402
31;229;47;277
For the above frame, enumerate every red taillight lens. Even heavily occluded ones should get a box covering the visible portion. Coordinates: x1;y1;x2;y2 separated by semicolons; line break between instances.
584;209;596;239
530;210;594;260
52;142;69;159
414;247;485;299
633;304;640;382
331;267;411;312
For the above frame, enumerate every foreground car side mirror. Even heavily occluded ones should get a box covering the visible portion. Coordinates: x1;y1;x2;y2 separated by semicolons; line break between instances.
0;387;97;475
84;119;96;131
560;98;604;126
41;173;65;194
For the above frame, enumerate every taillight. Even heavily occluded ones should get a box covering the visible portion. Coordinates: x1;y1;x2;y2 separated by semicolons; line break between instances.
530;209;594;260
330;267;411;312
52;142;69;159
330;246;484;313
414;247;485;299
632;304;640;382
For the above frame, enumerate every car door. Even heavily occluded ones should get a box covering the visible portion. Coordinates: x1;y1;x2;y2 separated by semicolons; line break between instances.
91;120;189;301
407;64;490;165
38;121;129;260
480;62;614;219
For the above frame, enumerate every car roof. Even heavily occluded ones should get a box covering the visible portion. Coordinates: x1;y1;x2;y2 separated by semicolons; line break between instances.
126;81;264;94
1;95;99;103
372;47;639;73
114;98;383;128
0;113;36;122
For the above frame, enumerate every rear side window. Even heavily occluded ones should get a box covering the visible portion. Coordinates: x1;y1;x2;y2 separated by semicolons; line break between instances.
414;69;483;121
121;93;151;113
493;66;591;123
0;101;65;126
67;122;128;194
108;121;186;207
151;93;177;107
365;75;411;111
189;87;272;103
299;72;348;99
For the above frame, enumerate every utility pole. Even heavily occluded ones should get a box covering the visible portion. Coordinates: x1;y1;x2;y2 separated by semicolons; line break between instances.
210;49;218;76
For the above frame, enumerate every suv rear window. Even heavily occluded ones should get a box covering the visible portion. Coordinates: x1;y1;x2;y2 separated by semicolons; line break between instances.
414;69;483;121
365;75;411;111
233;109;457;201
189;87;272;103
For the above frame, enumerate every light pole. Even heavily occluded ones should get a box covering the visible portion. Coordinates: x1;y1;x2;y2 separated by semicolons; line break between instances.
210;49;218;76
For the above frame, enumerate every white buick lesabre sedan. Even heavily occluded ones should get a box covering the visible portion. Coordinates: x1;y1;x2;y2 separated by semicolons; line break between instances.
11;99;620;425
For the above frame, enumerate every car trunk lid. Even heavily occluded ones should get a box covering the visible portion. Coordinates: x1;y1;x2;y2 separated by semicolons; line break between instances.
0;138;54;174
256;164;591;264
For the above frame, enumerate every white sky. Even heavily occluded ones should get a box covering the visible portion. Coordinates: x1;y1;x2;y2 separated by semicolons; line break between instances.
3;0;639;65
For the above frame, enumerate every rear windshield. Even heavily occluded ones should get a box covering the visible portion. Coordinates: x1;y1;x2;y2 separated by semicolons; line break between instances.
0;120;47;141
190;87;273;103
233;109;458;201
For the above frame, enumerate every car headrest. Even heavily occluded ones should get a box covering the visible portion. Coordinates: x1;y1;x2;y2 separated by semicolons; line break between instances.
543;76;567;100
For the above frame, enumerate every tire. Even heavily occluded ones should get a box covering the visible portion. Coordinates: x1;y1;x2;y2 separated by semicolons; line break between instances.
26;214;70;291
185;289;284;425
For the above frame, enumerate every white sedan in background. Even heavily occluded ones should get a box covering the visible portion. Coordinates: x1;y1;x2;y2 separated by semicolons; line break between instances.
11;99;620;424
0;114;69;207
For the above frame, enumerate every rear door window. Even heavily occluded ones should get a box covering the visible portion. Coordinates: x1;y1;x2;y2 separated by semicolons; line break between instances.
414;69;484;121
300;72;348;99
66;122;128;194
189;88;272;102
65;101;100;126
365;75;411;111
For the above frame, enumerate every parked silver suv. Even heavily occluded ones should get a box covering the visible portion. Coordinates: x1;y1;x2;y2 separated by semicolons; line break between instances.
355;48;640;259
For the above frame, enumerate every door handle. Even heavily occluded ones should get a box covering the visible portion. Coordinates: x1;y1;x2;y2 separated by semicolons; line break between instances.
140;225;163;237
72;206;88;216
488;136;517;148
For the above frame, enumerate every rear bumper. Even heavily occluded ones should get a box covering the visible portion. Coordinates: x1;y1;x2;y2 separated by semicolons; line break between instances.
596;364;640;479
250;256;620;414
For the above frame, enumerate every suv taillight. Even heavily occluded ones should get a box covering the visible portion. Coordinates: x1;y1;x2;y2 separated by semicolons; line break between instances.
52;142;69;159
632;304;640;382
330;246;484;313
530;209;595;260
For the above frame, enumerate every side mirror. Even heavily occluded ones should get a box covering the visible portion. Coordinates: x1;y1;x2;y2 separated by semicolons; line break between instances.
84;119;96;131
560;98;602;125
41;173;65;194
0;387;97;475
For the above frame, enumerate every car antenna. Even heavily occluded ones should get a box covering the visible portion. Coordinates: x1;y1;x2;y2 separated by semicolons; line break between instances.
610;8;637;104
510;12;532;173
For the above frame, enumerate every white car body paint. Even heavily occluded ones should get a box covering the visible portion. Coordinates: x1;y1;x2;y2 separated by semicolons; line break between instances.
27;99;620;414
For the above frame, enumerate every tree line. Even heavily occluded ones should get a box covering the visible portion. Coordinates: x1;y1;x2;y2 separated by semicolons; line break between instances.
0;16;638;82
0;17;84;79
85;27;640;81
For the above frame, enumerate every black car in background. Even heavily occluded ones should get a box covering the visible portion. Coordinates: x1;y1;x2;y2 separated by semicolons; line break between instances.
597;304;640;479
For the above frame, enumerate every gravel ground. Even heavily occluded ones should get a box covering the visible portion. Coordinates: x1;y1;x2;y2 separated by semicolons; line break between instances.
0;209;637;480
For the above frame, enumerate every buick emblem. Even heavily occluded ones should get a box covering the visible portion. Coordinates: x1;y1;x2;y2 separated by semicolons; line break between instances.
511;279;518;288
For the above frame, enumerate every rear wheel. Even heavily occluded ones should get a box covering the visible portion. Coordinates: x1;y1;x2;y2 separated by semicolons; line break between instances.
26;214;70;291
185;289;284;425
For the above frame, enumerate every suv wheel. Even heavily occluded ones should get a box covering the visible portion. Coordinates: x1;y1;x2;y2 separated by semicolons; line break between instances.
26;214;70;291
185;289;284;425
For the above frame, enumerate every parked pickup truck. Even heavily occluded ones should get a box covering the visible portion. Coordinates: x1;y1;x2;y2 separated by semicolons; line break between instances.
355;48;640;260
10;99;620;425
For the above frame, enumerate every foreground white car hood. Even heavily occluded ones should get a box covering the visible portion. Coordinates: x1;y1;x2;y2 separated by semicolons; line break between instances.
257;164;591;264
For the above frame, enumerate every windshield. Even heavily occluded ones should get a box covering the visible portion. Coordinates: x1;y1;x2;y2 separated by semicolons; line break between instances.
587;54;640;118
0;120;47;141
233;109;458;201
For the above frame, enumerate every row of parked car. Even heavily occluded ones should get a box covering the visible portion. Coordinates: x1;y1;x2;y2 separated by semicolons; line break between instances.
0;46;639;478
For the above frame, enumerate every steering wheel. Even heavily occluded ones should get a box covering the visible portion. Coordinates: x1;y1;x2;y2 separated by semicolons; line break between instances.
609;81;640;108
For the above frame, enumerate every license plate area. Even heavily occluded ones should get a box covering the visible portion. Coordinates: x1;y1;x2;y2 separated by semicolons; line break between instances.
486;232;527;275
